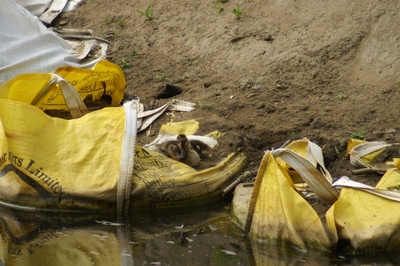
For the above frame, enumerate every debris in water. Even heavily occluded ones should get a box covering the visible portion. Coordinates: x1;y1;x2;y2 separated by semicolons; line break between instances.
95;220;123;226
221;250;237;256
209;225;217;231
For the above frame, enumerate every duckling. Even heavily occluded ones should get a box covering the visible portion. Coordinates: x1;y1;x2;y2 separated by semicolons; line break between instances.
160;134;200;167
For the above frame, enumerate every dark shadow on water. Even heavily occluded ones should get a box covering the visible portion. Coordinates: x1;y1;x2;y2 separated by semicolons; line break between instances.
0;204;398;265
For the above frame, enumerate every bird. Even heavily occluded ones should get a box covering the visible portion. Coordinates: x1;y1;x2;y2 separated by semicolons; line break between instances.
160;134;200;167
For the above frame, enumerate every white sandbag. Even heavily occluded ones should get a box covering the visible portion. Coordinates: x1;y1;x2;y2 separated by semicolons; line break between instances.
0;0;100;85
15;0;52;16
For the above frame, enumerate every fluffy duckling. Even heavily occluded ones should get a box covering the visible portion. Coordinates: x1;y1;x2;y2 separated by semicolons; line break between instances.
160;134;200;167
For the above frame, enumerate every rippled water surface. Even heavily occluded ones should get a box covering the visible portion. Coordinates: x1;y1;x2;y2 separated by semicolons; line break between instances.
0;205;398;265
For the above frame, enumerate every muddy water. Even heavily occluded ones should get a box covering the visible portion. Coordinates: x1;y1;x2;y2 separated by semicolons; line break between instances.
0;204;398;265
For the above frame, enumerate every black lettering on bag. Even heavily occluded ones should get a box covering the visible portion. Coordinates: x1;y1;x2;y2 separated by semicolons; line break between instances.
0;164;57;209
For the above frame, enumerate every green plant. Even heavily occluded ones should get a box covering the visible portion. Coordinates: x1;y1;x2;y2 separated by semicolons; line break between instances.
334;146;341;156
156;73;167;81
137;5;153;20
214;4;223;12
231;5;244;19
130;51;139;56
116;18;125;27
198;101;214;108
121;58;131;69
104;16;110;24
350;130;366;140
290;132;296;139
337;93;347;100
397;81;400;87
184;57;197;66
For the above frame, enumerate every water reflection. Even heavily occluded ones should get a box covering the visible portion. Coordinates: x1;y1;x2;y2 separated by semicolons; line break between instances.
0;205;399;265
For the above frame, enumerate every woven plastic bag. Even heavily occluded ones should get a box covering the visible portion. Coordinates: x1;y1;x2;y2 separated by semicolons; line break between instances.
0;67;246;212
326;169;400;254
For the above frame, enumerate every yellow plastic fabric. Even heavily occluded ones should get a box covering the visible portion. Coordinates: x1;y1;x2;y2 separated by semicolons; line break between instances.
0;98;247;211
130;146;247;210
275;139;308;183
345;138;366;157
346;138;386;164
0;67;247;211
0;60;125;111
0;99;125;211
326;169;400;253
156;119;200;135
248;152;333;251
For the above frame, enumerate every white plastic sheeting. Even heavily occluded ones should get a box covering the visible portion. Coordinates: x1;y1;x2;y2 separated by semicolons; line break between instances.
0;0;101;85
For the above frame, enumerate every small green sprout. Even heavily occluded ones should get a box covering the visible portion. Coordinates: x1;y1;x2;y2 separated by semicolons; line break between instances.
121;58;131;69
104;16;110;24
214;4;224;12
184;57;197;66
231;5;244;19
130;51;139;57
116;18;125;27
156;73;167;81
137;5;153;20
350;130;366;140
396;81;400;87
198;101;214;108
337;93;347;100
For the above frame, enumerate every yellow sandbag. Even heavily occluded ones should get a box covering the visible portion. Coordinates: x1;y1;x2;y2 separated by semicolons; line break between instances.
346;139;390;167
326;170;400;253
0;60;125;111
0;99;247;211
247;152;333;251
55;60;125;107
0;99;129;211
376;167;400;190
0;65;246;212
130;146;246;209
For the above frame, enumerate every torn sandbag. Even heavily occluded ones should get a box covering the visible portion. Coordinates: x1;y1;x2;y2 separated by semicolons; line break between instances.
0;60;125;113
144;120;218;153
326;173;400;253
347;140;393;168
39;0;69;24
244;151;336;252
0;99;136;211
0;70;246;211
346;139;400;173
230;183;253;229
16;0;84;23
15;0;53;16
0;96;247;211
0;0;105;85
272;139;339;204
129;146;247;210
136;100;196;132
51;27;109;61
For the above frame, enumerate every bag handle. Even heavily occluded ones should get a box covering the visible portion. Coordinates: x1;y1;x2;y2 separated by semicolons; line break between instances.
54;74;88;119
